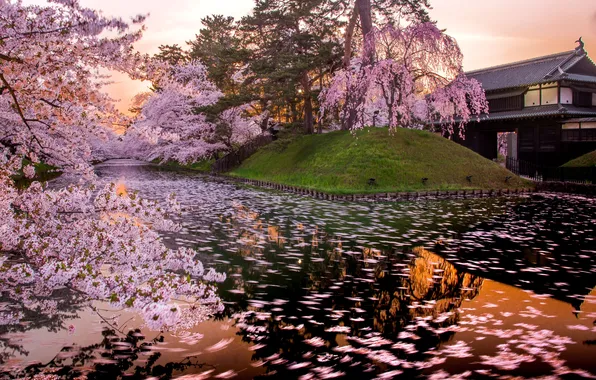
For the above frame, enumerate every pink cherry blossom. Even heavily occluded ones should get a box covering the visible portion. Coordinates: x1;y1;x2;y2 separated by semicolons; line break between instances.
1;0;225;333
320;23;488;137
125;61;263;163
22;165;36;179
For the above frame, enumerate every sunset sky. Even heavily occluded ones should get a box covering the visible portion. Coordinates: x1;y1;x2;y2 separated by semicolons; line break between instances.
42;0;596;111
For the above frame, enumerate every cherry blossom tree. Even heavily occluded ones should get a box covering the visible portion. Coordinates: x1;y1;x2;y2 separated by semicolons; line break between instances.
0;0;224;337
125;61;227;163
126;61;265;163
88;128;126;162
213;104;265;148
320;23;488;137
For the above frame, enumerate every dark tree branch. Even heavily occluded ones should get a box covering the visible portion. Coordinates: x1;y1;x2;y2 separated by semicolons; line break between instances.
0;53;24;63
40;98;61;108
0;72;45;150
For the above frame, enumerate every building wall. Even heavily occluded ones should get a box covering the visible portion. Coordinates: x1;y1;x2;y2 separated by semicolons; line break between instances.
460;120;594;167
561;87;573;105
507;133;518;159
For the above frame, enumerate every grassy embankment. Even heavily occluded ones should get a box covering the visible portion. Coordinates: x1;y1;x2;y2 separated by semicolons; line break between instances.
561;150;596;167
229;128;533;194
12;160;61;188
153;159;214;173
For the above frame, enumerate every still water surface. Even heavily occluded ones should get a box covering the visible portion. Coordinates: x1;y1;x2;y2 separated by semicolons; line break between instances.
2;160;596;379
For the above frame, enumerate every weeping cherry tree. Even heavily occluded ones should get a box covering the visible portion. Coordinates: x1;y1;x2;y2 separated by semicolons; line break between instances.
320;23;488;137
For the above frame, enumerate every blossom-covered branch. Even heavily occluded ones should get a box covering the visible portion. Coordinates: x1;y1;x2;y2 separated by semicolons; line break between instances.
125;61;263;163
1;0;225;334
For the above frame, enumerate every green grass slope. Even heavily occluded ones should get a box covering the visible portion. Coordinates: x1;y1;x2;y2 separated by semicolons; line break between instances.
229;128;532;194
12;160;60;189
561;150;596;167
154;159;214;173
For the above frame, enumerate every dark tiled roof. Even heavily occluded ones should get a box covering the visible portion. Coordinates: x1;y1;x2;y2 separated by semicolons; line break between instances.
465;49;592;91
570;85;596;92
485;88;527;100
563;117;596;123
562;73;596;84
473;105;596;122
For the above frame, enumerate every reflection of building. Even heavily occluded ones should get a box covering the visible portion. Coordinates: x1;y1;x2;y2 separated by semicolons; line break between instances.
455;40;596;166
373;248;483;334
235;245;485;379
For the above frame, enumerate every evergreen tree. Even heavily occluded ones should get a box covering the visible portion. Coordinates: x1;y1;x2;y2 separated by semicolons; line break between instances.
188;15;248;95
155;44;188;65
239;0;343;134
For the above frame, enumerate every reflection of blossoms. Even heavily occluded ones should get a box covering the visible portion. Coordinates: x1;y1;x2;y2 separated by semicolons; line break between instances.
479;347;535;371
205;338;235;353
229;240;593;378
232;246;485;379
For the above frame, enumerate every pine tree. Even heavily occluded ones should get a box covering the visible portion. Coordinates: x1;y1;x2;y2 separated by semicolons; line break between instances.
239;0;343;134
155;44;188;65
188;15;248;95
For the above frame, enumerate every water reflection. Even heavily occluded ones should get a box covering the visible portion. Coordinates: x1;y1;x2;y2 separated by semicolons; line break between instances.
232;247;483;379
3;328;218;379
1;161;594;379
0;289;87;370
444;193;596;310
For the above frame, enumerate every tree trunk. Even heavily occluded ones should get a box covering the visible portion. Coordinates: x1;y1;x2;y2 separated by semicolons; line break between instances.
356;0;374;65
340;0;374;131
259;113;270;132
343;3;359;68
344;98;360;131
343;1;373;69
301;72;314;134
290;101;299;123
356;0;373;37
304;97;314;134
259;99;270;132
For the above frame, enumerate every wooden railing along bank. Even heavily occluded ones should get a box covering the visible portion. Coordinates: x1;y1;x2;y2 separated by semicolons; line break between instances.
506;157;596;184
212;134;273;173
227;177;536;202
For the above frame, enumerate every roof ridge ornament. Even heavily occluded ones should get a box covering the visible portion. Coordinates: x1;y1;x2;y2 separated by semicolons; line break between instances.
576;37;585;51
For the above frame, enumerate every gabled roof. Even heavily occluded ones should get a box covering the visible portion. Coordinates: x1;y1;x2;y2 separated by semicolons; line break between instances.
465;46;596;91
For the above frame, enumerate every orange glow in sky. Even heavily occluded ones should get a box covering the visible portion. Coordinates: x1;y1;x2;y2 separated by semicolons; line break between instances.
38;0;596;112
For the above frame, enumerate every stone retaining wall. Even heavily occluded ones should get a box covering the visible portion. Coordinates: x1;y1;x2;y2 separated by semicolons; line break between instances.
227;176;536;202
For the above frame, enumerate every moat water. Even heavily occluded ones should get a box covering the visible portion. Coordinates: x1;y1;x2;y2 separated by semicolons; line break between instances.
2;159;595;379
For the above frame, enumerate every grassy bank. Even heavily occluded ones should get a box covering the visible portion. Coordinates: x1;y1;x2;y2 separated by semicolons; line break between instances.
12;160;61;188
229;128;532;194
153;159;214;173
562;150;596;167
